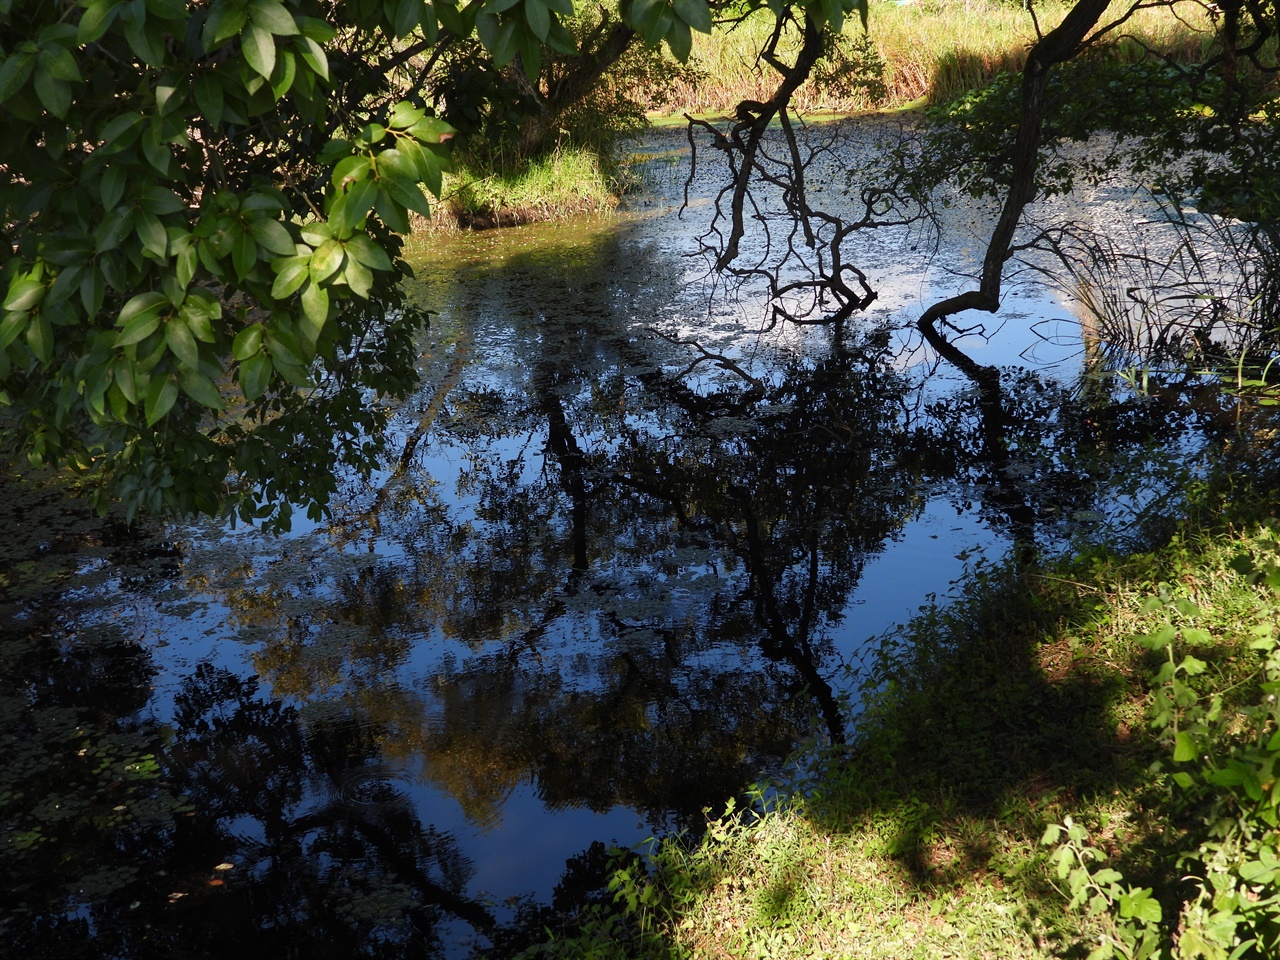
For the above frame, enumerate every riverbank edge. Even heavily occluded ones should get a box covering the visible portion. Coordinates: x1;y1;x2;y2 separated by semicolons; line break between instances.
517;481;1280;959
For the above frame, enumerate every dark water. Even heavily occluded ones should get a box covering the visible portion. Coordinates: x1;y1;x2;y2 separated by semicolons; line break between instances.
0;128;1233;956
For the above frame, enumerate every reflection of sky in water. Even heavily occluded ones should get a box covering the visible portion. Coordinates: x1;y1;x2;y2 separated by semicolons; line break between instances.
37;124;1227;954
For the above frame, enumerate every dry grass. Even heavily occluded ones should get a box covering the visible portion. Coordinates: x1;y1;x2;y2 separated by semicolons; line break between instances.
645;0;1216;115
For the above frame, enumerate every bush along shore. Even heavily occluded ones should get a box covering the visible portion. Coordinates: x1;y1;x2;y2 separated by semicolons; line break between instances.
516;478;1280;959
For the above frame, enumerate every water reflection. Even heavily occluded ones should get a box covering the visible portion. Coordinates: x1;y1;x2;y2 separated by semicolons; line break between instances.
0;176;1231;956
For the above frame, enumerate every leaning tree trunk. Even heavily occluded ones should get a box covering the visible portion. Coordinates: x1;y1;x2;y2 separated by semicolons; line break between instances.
516;22;636;160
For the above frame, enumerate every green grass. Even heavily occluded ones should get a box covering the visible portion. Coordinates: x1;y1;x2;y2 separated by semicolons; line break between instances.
421;145;623;230
518;478;1280;958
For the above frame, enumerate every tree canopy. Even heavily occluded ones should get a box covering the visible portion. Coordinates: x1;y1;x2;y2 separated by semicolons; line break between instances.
2;0;1276;530
0;0;864;530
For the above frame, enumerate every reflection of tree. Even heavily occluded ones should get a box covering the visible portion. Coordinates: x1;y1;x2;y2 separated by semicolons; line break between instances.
162;663;493;954
919;361;1219;555
177;217;1227;868
184;227;932;835
0;469;493;956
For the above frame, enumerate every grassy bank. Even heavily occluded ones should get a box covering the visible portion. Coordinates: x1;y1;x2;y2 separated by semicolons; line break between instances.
658;0;1214;115
521;484;1280;958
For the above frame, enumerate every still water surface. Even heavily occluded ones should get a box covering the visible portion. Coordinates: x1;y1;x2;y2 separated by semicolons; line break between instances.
1;126;1223;956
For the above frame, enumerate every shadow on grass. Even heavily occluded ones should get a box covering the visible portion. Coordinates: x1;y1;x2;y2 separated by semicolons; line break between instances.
819;564;1147;883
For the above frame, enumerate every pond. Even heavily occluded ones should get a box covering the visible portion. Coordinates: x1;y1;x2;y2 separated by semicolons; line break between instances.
0;120;1232;956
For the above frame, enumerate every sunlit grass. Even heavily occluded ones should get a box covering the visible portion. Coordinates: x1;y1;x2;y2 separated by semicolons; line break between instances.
424;146;621;229
654;0;1215;115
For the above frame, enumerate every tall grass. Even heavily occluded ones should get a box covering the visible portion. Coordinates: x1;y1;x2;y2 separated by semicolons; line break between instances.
650;0;1215;115
419;146;620;230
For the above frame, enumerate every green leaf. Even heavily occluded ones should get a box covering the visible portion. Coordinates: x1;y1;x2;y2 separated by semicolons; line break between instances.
383;176;431;216
98;111;144;151
140;126;171;175
173;235;198;287
140;185;186;215
204;1;249;48
242;22;276;79
193;73;224;126
388;0;421;38
80;268;105;315
1118;888;1162;924
310;239;344;282
192;75;225;126
332;154;373;188
266;327;311;385
123;15;166;67
300;278;329;334
819;0;844;33
344;234;393;272
1173;731;1198;763
343;256;373;298
137;210;169;258
48;266;83;306
665;17;692;63
270;255;310;299
118;290;167;325
0;311;26;350
38;45;82;83
33;68;71;118
388;100;425;129
145;373;179;425
270;47;296;98
78;0;122;44
145;0;187;18
155;81;182;114
112;356;140;404
249;218;296;256
239;351;272;400
165;317;199;369
524;0;550;41
232;323;265;360
115;292;167;346
249;0;300;35
299;220;332;246
231;228;257;279
374;193;409;234
395;138;441;195
671;0;711;32
26;312;53;363
1139;623;1177;651
408;116;456;144
437;0;473;35
332;178;377;235
475;11;501;53
297;35;329;80
4;277;45;312
0;53;36;104
179;369;224;410
1180;655;1208;676
355;122;387;148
